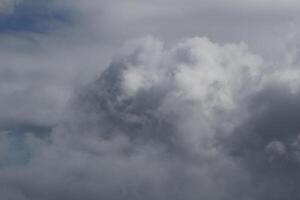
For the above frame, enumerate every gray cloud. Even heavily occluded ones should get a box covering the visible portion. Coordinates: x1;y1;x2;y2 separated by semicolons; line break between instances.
0;0;299;127
1;36;298;200
63;0;300;60
223;84;300;200
2;1;300;200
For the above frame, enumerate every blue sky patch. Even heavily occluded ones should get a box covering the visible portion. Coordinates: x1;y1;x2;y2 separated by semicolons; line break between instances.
0;0;75;34
0;123;52;167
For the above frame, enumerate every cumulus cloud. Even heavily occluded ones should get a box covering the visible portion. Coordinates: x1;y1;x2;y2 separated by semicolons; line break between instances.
2;1;300;200
1;36;300;200
0;0;299;127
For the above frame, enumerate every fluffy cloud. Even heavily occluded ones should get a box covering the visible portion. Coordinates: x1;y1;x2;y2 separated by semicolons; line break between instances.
0;0;299;126
2;36;300;200
2;1;300;200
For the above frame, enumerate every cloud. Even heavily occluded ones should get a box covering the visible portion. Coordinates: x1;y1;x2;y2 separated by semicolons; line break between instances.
0;0;299;128
223;84;300;199
2;1;300;200
0;1;105;126
0;36;279;200
65;0;300;54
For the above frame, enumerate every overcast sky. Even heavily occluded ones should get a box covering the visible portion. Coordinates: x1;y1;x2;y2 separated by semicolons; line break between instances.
1;1;300;200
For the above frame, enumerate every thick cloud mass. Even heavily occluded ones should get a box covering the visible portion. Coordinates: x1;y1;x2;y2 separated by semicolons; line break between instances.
3;0;300;199
2;36;300;200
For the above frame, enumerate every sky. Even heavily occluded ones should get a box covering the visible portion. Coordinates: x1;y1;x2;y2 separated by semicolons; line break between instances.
1;0;300;199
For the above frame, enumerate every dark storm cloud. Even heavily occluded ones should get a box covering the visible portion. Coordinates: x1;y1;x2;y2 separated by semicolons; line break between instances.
224;85;300;200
